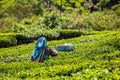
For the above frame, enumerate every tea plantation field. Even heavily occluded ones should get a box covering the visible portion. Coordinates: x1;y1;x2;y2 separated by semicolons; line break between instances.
0;30;120;80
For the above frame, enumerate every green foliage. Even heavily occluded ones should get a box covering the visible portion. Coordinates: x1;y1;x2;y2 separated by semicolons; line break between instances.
0;33;17;47
81;11;120;30
0;30;120;79
112;4;120;10
0;0;44;33
0;0;43;19
15;33;34;45
33;0;44;16
51;0;86;10
0;17;17;32
112;4;120;16
0;0;120;33
96;0;110;10
0;33;34;47
12;12;85;34
43;12;61;29
0;30;84;47
58;30;83;39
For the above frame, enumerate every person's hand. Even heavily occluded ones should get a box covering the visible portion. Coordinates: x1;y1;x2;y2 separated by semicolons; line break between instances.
53;50;58;56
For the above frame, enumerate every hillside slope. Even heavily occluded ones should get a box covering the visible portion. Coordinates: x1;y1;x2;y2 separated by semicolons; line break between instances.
0;30;120;79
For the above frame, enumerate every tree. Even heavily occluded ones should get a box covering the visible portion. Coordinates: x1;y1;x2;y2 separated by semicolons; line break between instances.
0;0;44;19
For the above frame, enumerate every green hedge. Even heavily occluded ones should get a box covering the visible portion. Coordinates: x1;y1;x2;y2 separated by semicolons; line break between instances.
0;34;17;48
15;30;84;43
0;30;84;48
16;34;34;45
58;30;84;39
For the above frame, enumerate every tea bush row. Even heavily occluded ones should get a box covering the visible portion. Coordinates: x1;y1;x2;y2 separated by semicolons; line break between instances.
0;30;84;48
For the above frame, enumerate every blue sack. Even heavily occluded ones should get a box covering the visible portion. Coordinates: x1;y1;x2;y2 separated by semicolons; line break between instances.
56;43;74;52
32;37;48;60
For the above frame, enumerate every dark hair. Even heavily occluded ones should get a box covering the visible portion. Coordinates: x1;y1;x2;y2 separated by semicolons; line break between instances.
40;35;45;37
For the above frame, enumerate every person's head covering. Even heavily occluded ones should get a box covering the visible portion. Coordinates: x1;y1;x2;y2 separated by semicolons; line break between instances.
32;37;47;59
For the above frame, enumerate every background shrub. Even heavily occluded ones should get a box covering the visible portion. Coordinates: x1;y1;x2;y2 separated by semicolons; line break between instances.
112;4;120;16
0;34;17;48
0;0;43;19
81;11;120;31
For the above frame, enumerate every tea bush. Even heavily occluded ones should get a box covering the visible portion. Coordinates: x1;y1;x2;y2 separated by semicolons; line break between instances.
58;29;84;39
0;33;17;48
0;33;33;47
0;30;84;47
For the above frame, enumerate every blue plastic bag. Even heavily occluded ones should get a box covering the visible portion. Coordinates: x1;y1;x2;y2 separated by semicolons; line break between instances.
56;43;74;52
